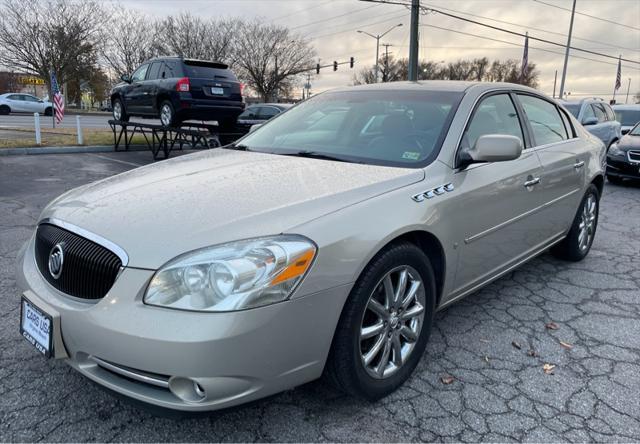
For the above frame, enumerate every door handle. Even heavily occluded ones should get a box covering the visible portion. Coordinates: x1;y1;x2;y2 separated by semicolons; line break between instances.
524;177;540;187
574;160;585;169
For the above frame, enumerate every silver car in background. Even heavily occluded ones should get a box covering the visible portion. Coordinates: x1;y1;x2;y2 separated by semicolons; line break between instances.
16;81;605;412
561;97;621;148
0;92;53;115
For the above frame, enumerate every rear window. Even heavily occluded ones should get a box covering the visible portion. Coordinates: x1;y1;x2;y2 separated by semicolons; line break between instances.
184;62;235;80
615;109;640;126
563;103;581;118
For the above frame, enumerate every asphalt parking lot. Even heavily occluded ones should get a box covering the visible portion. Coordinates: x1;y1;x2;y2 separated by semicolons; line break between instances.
1;151;639;442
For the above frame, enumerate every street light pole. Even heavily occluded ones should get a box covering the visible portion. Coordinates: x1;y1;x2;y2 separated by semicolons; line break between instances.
408;0;420;81
626;78;631;104
558;0;576;99
357;23;403;83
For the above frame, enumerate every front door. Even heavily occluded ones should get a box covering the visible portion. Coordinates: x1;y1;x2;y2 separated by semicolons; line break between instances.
450;92;548;296
124;64;149;114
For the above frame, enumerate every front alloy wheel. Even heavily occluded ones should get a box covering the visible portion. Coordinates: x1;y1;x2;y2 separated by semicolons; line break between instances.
160;102;174;127
326;242;435;400
578;193;597;253
552;184;599;262
360;266;426;379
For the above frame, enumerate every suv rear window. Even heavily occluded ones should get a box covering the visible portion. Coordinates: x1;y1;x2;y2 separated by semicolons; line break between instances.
183;62;236;80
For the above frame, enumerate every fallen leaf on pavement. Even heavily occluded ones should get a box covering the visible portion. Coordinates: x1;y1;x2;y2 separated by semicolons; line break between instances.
512;341;522;349
545;322;559;330
441;375;455;385
543;363;556;374
479;338;490;343
528;349;539;357
484;355;490;363
559;341;573;349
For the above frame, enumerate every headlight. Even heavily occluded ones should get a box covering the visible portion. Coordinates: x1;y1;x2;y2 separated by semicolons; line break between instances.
144;235;316;312
608;143;624;157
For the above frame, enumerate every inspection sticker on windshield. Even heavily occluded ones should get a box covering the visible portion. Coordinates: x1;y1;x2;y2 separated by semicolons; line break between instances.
402;152;421;160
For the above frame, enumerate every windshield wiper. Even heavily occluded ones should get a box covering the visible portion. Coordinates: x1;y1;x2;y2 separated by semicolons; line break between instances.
281;150;349;163
227;143;251;151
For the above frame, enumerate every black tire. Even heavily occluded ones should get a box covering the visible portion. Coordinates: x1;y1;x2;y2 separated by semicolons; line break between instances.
159;100;176;127
44;107;52;116
0;105;10;115
607;174;623;185
552;184;599;262
325;242;436;400
112;98;129;122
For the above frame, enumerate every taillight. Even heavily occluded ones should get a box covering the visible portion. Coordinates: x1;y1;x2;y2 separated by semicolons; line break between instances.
176;77;190;92
239;83;245;95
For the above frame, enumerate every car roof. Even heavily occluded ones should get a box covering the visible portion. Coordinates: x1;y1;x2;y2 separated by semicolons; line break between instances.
144;56;229;69
329;80;542;95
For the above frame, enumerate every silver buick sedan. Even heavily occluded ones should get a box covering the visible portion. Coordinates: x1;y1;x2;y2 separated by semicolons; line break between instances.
16;81;605;412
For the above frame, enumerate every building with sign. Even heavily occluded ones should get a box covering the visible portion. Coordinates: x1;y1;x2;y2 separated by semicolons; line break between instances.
0;71;48;97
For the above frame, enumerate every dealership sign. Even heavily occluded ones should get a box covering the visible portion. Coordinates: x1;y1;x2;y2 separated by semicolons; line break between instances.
19;76;45;85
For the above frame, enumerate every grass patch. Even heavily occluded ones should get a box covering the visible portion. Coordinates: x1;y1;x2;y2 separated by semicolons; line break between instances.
0;128;148;148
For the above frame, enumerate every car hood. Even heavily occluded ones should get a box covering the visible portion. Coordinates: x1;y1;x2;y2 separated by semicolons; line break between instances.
41;149;424;269
618;134;640;150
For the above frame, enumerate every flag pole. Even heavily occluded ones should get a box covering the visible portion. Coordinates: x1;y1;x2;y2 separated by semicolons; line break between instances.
50;68;55;129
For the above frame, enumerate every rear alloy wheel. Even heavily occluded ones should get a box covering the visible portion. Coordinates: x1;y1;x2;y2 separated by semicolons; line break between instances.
112;98;128;122
326;242;436;400
159;101;175;127
552;184;599;261
44;107;52;116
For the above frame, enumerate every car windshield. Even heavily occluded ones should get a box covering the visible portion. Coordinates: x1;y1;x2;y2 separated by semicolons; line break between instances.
236;89;463;167
615;109;640;126
563;103;581;118
629;124;640;136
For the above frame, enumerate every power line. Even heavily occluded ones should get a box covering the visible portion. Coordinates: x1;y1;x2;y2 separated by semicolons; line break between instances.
421;23;640;71
360;0;640;64
268;0;334;24
423;1;640;53
290;3;381;30
532;0;640;31
308;10;407;40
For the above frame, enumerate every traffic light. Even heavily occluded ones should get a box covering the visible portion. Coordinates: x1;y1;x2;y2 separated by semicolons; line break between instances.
316;63;320;74
350;57;354;68
333;61;338;71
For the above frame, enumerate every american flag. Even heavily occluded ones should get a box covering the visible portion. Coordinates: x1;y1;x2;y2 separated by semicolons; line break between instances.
615;56;622;91
50;72;64;124
520;32;529;82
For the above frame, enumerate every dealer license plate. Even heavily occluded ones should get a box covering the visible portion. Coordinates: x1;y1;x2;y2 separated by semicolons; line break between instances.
211;87;224;95
20;297;53;358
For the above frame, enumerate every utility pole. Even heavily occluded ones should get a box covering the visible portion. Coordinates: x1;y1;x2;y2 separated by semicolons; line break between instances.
274;55;278;102
558;0;576;100
382;43;393;82
553;70;558;98
626;78;631;104
408;0;420;81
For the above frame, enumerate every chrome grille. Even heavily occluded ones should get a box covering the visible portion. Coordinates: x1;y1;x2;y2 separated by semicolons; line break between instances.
628;151;640;163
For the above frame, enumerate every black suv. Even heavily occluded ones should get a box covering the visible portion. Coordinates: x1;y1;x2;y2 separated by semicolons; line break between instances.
110;57;245;129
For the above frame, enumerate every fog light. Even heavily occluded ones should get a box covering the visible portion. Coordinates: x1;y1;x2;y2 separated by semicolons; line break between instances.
168;377;206;402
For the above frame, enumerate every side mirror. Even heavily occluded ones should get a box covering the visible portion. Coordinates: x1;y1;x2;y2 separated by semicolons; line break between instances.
249;123;263;133
120;74;132;84
459;134;522;167
582;116;598;126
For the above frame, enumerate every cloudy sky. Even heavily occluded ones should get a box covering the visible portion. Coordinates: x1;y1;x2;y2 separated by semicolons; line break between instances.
125;0;640;101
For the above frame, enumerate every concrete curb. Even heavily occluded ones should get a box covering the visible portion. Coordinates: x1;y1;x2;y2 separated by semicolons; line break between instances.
0;145;148;156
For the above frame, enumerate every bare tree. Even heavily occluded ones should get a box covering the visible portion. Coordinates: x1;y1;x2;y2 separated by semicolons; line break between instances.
102;6;158;77
0;0;106;94
233;20;315;101
153;14;238;64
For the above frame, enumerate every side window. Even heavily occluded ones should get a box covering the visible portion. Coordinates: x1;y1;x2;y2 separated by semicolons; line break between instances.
259;107;280;119
582;104;595;122
146;62;161;80
465;93;524;148
239;107;259;119
592;104;607;123
603;104;616;121
131;64;149;82
559;108;575;138
518;94;568;145
7;94;19;100
24;95;39;102
163;61;181;78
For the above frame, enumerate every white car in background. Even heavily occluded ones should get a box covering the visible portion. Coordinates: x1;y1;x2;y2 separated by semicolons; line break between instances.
0;93;53;116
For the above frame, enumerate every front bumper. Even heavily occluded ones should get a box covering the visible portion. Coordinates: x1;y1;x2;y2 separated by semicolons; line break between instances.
16;235;348;411
606;154;640;179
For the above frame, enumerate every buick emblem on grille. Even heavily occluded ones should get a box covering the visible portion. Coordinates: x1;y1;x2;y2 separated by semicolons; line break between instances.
48;243;64;280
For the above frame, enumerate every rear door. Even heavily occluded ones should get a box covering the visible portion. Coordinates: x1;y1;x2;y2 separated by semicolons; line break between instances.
7;94;26;112
516;93;584;239
22;94;44;113
452;92;547;295
183;61;242;103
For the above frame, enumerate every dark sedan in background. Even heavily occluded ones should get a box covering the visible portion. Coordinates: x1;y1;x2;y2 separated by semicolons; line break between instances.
606;122;640;184
235;103;292;133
